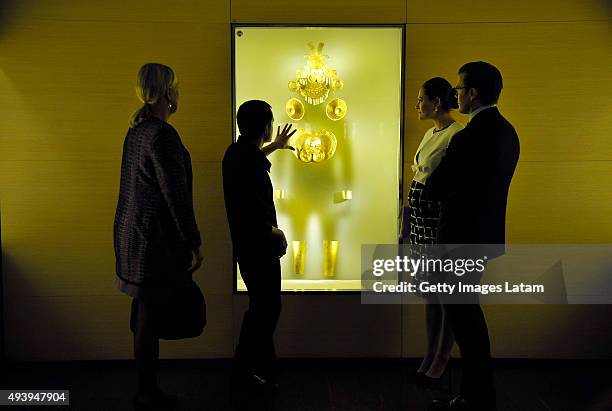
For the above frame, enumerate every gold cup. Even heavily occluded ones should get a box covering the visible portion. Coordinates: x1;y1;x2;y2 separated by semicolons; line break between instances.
286;98;305;121
323;240;339;277
292;240;306;275
325;98;347;121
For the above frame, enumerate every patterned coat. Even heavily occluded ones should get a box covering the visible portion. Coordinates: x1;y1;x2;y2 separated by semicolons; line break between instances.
114;118;201;286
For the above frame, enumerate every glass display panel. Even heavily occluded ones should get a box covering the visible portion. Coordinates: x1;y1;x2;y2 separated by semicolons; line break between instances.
233;25;403;292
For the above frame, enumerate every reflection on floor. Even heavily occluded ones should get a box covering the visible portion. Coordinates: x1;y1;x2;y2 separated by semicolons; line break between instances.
2;359;611;410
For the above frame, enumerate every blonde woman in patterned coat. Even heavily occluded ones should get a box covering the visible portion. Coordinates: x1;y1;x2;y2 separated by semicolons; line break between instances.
402;77;464;383
114;63;203;410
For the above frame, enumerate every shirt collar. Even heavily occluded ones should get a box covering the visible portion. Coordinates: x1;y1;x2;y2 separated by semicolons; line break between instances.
469;104;497;122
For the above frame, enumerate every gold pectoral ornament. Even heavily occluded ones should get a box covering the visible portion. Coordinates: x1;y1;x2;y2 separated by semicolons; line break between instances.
290;129;338;163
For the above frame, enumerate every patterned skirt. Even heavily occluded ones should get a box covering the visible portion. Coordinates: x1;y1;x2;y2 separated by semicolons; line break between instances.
406;180;442;297
407;180;440;245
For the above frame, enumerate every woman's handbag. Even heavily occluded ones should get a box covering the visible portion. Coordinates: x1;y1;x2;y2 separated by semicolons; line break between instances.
130;275;207;340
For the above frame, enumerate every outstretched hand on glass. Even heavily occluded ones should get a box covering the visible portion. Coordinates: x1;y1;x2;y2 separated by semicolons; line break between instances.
274;123;297;151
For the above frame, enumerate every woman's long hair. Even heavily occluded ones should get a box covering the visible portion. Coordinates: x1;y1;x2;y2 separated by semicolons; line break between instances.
130;63;177;127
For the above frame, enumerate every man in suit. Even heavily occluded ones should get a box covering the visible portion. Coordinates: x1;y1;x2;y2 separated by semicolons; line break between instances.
427;62;520;410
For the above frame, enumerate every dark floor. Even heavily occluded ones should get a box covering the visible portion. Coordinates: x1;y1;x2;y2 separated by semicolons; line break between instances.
1;359;611;410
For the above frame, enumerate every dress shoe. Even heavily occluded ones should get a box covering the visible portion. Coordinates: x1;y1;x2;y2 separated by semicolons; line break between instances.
133;388;179;410
430;393;495;411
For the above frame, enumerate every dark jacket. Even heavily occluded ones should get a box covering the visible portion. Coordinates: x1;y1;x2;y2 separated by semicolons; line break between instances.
425;107;519;256
114;118;201;285
222;138;278;264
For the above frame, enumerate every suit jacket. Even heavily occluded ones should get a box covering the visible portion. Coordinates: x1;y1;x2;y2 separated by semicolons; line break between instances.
425;107;519;257
114;118;201;286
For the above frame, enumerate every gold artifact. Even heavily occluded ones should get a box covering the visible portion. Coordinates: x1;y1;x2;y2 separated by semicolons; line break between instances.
292;240;306;275
287;42;344;106
326;98;347;121
323;240;339;277
285;98;305;120
290;129;338;163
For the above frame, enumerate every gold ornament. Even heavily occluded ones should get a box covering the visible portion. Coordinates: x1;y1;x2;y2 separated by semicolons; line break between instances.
290;129;338;163
291;240;306;275
287;42;344;106
323;240;339;277
326;98;347;121
285;98;305;120
288;80;300;93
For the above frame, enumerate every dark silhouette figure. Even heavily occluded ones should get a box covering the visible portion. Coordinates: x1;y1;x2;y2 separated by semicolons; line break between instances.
428;62;520;411
223;100;295;391
114;63;203;410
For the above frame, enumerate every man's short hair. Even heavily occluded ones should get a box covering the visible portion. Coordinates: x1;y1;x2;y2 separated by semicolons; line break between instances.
237;100;273;141
458;61;503;105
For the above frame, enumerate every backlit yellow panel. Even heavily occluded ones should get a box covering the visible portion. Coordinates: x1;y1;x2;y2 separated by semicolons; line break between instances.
234;26;403;291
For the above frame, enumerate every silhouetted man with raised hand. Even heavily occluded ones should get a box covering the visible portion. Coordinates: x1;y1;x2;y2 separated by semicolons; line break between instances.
222;100;295;391
427;62;520;410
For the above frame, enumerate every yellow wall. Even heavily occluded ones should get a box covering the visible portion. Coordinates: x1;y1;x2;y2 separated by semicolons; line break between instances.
1;0;611;360
402;2;612;358
0;0;233;360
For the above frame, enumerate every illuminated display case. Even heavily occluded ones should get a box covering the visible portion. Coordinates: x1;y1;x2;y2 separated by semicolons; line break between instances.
232;25;405;292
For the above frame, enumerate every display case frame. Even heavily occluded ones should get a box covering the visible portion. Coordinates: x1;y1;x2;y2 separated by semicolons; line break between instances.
230;23;406;294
